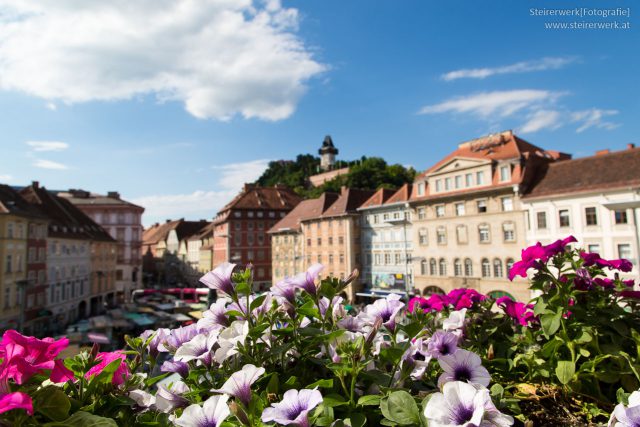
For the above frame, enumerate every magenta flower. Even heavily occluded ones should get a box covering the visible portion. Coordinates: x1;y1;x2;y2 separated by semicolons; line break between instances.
437;349;491;388
50;359;75;383
407;297;429;313
200;262;237;296
581;252;634;272
290;263;324;296
85;351;130;386
0;330;69;384
447;289;486;310
496;296;537;327
427;331;459;358
0;391;33;416
261;389;323;427
509;236;577;281
594;278;615;289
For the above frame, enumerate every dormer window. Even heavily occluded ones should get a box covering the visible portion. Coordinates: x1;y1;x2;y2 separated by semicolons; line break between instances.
435;179;442;192
499;165;510;182
444;177;452;191
476;171;484;185
417;182;425;196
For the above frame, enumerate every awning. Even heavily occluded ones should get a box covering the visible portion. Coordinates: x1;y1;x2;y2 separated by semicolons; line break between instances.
602;200;640;210
188;311;203;319
172;313;193;322
87;332;110;345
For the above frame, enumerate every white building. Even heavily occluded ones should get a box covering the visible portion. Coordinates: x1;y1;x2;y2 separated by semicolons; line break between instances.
522;145;640;281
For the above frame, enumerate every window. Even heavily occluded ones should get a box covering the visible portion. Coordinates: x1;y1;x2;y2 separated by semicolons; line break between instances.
4;288;9;309
5;255;11;273
587;244;601;254
499;165;510;182
501;197;513;212
506;258;515;276
307;238;311;246
445;177;452;191
234;211;241;218
464;258;473;276
234;222;241;231
430;258;437;275
421;260;427;275
417;207;426;220
338;236;344;245
435;205;445;217
374;254;381;265
247;222;254;231
436;227;447;245
615;210;628;224
454;259;462;276
536;212;547;229
476;171;484;185
559;209;571;227
455;203;465;216
417;182;425;196
384;253;391;265
328;236;333;245
493;259;503;278
456;225;468;244
481;258;491;277
465;173;472;187
585;207;598;226
618;244;633;264
317;255;322;263
438;258;447;276
435;179;442;192
394;253;401;265
503;222;515;242
7;223;13;238
328;254;333;264
455;175;462;189
478;224;490;243
419;228;428;245
317;238;322;246
247;234;254;245
476;200;487;213
247;211;254;218
383;213;390;221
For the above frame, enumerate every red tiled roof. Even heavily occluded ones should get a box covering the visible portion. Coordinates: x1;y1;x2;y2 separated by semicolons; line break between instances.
524;147;640;199
218;184;302;214
143;219;209;244
359;188;396;209
322;188;375;218
384;183;413;205
269;193;340;233
19;184;115;242
0;184;47;219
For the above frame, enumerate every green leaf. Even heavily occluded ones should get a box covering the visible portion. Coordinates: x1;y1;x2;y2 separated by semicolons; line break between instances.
400;322;423;339
323;394;349;408
555;360;575;385
533;299;549;316
35;387;71;421
250;294;267;311
357;395;381;406
145;372;169;388
574;330;592;344
345;413;367;427
540;310;562;337
306;379;333;389
383;391;421;426
490;384;504;401
266;373;279;394
44;411;118;427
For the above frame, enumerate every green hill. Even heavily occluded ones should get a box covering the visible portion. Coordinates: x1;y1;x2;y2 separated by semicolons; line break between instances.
255;155;416;198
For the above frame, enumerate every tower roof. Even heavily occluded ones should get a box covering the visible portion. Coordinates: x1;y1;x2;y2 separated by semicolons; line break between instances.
318;135;338;155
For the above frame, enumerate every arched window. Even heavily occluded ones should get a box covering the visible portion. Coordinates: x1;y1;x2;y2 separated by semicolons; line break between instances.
424;286;446;296
481;258;491;277
439;258;447;276
493;259;503;278
506;258;515;276
420;259;427;275
454;258;462;276
429;258;437;275
464;258;473;276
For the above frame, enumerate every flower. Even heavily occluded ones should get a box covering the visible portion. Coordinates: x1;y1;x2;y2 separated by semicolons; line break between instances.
140;328;170;358
271;278;298;304
609;390;640;427
402;338;433;380
407;297;429;313
427;331;459;358
290;263;324;296
212;364;265;406
174;333;218;366
509;236;576;280
437;349;491;388
443;309;467;332
197;299;230;332
214;321;249;364
200;262;237;296
495;297;537;327
424;381;513;427
447;289;486;310
50;359;75;383
129;389;155;409
160;359;189;377
261;388;323;427
85;351;130;386
363;293;405;331
0;330;69;384
175;394;230;427
581;252;634;273
0;391;33;416
156;381;190;413
161;324;200;352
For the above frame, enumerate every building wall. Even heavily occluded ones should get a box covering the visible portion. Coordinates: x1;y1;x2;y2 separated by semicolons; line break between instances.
90;240;117;314
309;167;350;187
411;190;530;301
24;219;48;335
522;190;640;281
360;206;413;292
271;232;303;283
0;215;28;331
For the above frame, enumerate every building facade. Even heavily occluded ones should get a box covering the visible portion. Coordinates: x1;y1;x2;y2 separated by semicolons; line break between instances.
409;131;568;301
60;190;145;302
212;184;302;290
521;145;640;281
359;185;414;294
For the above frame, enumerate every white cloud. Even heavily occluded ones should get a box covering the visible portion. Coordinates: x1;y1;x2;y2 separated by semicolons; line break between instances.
132;190;237;226
25;141;69;152
32;159;68;170
571;109;619;133
212;159;271;191
442;56;577;81
418;90;564;118
0;0;325;121
519;110;563;133
0;174;12;182
46;102;57;111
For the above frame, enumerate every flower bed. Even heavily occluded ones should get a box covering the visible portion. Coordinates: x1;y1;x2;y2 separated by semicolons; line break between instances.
1;237;639;426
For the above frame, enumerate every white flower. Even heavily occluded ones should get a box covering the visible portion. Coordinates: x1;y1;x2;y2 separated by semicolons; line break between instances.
156;381;190;413
438;349;491;388
443;309;467;332
212;364;265;406
174;332;218;366
609;390;640;427
128;389;155;409
175;394;230;427
214;320;249;364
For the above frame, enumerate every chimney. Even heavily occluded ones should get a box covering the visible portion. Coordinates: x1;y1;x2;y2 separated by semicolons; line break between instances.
243;183;256;192
595;149;610;156
107;191;120;199
32;181;39;189
627;143;636;150
166;219;171;223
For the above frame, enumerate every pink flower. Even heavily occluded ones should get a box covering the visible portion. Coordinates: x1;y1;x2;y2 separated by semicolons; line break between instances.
0;330;69;384
581;252;634;272
496;296;536;327
407;297;429;313
85;351;130;386
509;236;577;281
50;359;75;383
620;290;640;299
448;289;486;310
0;392;33;416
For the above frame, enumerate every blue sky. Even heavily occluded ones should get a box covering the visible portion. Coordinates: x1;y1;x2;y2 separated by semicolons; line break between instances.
0;0;637;225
